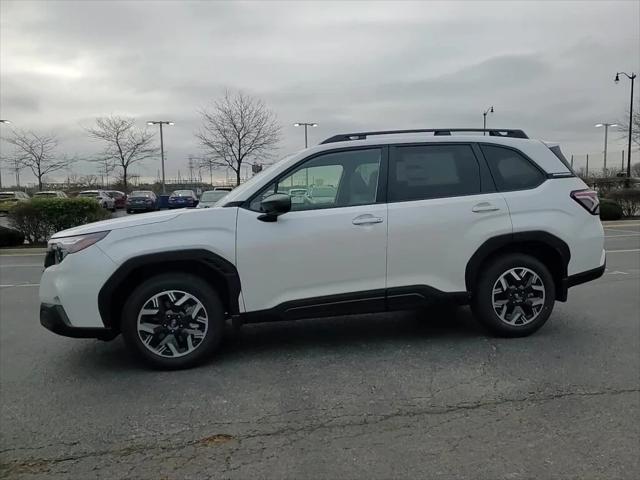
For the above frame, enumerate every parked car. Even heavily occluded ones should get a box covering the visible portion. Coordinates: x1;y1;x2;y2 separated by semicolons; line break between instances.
78;190;116;211
197;190;229;208
126;191;158;213
168;190;198;208
33;191;68;198
213;186;233;192
307;185;337;205
40;127;605;369
288;188;308;206
0;191;30;212
106;191;127;209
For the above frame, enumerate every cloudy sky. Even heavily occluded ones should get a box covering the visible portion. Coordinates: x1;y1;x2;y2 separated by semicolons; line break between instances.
1;0;639;185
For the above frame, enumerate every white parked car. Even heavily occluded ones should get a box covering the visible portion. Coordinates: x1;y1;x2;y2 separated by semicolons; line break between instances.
78;190;116;212
40;128;605;369
197;190;229;208
33;191;69;198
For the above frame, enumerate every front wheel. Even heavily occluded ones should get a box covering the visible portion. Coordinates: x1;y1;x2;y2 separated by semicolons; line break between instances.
471;253;555;337
121;273;224;369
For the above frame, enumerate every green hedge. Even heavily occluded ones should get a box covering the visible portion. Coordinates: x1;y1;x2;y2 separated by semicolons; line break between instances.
607;189;640;218
8;198;110;244
599;199;623;221
0;225;25;247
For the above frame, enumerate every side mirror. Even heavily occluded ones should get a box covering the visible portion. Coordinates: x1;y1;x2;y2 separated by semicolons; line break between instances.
258;193;291;222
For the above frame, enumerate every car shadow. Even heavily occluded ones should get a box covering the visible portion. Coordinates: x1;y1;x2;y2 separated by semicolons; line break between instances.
216;305;484;359
66;306;486;373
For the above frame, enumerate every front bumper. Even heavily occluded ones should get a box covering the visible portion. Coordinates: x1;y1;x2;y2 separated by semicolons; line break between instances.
40;303;117;340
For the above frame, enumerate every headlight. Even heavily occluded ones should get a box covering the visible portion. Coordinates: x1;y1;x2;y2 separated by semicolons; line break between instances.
47;231;110;263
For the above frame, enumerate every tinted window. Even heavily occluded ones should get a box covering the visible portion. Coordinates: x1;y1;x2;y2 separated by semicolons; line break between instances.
389;144;480;201
481;145;545;191
250;148;382;211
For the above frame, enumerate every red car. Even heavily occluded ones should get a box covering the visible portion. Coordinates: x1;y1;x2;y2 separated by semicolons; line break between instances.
106;190;127;209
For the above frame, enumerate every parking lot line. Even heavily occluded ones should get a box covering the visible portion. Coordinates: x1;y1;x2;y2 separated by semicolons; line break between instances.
604;233;640;238
0;253;45;257
0;264;43;268
604;227;640;234
0;283;40;288
606;249;640;253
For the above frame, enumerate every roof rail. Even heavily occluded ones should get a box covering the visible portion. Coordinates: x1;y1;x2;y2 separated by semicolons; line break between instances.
320;128;529;144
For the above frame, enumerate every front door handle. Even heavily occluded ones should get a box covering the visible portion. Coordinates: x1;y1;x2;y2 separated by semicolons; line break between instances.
352;214;384;225
472;202;500;213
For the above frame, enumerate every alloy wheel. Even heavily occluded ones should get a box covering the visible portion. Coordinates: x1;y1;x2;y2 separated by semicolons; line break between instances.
136;290;208;358
491;267;545;326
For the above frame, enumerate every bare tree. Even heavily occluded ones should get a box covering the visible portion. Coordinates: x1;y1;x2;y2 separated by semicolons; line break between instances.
196;91;281;186
3;130;72;190
617;107;640;150
86;116;157;192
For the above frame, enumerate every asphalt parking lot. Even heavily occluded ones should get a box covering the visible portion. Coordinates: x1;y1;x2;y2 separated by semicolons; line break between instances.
1;222;639;479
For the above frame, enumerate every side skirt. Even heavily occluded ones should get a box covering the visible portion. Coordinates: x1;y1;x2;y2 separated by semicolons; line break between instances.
239;286;469;324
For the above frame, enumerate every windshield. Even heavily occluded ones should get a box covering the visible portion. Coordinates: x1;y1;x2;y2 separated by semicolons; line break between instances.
172;190;194;197
34;192;58;197
130;191;153;198
201;191;227;202
79;192;99;198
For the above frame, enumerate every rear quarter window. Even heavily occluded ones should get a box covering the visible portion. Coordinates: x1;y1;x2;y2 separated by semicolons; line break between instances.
480;145;545;191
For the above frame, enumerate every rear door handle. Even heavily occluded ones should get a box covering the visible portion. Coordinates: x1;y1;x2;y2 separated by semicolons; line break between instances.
472;202;500;213
352;214;384;225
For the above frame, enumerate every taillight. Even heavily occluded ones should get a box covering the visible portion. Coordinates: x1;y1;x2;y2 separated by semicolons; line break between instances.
571;189;599;215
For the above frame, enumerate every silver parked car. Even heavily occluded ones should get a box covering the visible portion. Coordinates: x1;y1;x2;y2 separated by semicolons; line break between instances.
78;190;116;211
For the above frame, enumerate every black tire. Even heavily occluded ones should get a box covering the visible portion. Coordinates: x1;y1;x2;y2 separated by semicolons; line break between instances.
471;253;555;337
121;273;224;369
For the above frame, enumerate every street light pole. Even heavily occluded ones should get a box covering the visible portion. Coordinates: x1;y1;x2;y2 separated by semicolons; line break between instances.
0;120;10;189
482;106;494;135
293;122;318;148
147;121;174;193
595;123;618;172
615;72;636;179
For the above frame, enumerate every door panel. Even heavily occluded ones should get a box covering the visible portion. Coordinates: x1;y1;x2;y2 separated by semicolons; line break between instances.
387;194;511;292
236;204;387;312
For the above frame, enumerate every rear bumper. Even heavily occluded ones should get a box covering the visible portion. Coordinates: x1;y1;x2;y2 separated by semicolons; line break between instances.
558;261;606;301
40;303;117;340
565;263;606;288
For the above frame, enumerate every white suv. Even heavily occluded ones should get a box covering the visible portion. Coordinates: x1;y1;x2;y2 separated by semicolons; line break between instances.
40;129;605;369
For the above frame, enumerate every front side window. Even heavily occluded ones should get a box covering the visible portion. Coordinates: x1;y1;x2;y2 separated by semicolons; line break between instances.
481;145;545;191
250;148;382;211
388;144;481;202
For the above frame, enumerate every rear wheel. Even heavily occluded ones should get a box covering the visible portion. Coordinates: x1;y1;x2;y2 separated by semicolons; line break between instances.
471;253;555;337
121;273;224;369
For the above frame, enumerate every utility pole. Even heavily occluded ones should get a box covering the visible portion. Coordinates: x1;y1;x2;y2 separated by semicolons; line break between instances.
147;121;174;193
595;123;618;173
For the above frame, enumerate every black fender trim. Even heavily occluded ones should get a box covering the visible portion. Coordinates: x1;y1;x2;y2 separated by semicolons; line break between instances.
98;249;241;329
465;231;571;299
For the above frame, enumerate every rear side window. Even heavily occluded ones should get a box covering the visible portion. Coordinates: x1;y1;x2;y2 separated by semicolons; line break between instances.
481;145;545;191
389;144;481;201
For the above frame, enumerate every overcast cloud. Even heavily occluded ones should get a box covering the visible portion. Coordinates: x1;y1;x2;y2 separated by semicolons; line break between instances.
1;0;639;184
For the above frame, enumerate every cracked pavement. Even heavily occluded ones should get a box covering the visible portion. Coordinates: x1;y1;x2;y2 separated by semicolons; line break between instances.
1;226;639;479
